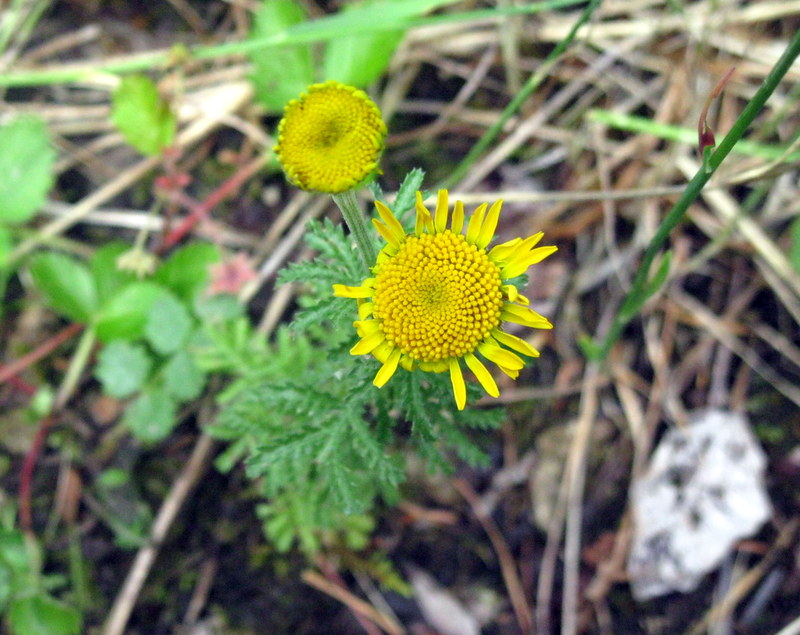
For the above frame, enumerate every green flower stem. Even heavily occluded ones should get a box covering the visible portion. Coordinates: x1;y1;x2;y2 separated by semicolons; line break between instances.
333;190;376;274
589;26;800;361
54;326;97;410
440;0;602;189
68;524;88;611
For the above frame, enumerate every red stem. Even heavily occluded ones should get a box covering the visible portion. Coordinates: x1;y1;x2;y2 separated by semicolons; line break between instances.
1;322;83;532
0;322;84;389
0;373;36;396
19;414;56;532
159;155;267;251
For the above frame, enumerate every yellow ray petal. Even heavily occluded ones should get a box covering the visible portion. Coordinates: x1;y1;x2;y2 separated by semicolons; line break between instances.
351;330;385;355
449;358;467;410
357;301;374;320
372;341;394;363
374;347;402;387
491;329;540;358
525;245;558;263
491;237;522;253
372;218;398;247
375;249;393;267
451;200;464;234
502;245;558;279
489;238;522;265
476;199;502;249
517;232;544;251
333;284;374;298
419;360;448;373
464;352;499;398
354;318;381;333
502;284;519;302
374;200;406;245
465;202;487;245
415;191;434;234
434;189;449;233
354;318;381;338
500;304;553;329
478;341;525;370
497;233;545;267
496;365;520;380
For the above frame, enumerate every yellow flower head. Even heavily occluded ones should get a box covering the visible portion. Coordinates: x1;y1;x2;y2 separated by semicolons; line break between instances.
334;190;557;410
274;81;387;194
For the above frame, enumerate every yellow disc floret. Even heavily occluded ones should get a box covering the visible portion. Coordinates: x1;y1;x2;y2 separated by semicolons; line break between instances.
372;232;503;363
274;81;387;194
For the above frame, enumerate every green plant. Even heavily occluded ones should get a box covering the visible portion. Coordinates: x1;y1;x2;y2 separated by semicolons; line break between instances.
0;116;56;301
249;0;467;110
0;528;81;635
110;74;177;157
28;242;219;441
205;186;507;554
194;0;583;569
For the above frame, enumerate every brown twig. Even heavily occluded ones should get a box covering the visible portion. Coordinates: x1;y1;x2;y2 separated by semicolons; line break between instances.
452;477;533;635
182;558;218;626
0;371;36;396
303;566;404;635
687;517;800;635
102;431;215;635
561;363;602;635
14;323;89;533
10;322;87;535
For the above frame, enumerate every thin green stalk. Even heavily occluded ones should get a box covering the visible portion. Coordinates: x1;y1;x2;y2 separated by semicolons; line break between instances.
54;326;96;410
439;0;603;189
333;190;376;274
586;26;800;360
587;109;800;162
0;0;49;58
68;525;88;611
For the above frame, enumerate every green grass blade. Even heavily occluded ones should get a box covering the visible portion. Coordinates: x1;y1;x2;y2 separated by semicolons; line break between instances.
588;26;800;360
0;0;588;87
587;109;800;161
439;0;603;189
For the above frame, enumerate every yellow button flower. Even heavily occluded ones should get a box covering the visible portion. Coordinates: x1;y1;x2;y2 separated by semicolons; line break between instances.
334;190;557;410
274;81;387;194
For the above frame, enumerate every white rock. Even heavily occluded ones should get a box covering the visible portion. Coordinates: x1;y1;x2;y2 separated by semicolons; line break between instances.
628;409;771;600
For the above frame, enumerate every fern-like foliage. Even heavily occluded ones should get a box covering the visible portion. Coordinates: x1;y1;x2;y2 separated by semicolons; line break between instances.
209;327;406;552
378;370;504;472
369;167;425;226
217;346;403;514
277;218;371;333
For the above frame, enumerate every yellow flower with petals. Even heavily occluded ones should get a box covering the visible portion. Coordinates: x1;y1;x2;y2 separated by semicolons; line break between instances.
334;190;557;410
274;81;387;194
